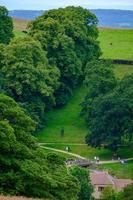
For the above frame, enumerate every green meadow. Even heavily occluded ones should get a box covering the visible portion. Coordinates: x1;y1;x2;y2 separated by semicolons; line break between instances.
99;29;133;60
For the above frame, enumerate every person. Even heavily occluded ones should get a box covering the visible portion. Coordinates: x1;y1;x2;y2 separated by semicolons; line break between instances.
65;146;69;152
60;127;64;137
96;157;100;163
94;156;97;160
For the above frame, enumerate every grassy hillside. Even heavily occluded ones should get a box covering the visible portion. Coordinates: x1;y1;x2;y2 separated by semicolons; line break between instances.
99;29;133;60
37;65;133;160
37;86;88;143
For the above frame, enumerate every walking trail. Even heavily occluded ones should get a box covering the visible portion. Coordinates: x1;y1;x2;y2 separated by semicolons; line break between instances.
39;144;133;165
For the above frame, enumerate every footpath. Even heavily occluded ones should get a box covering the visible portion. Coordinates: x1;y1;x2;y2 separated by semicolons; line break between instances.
39;144;133;164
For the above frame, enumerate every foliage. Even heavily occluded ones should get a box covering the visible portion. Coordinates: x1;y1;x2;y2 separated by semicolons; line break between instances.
0;93;79;199
83;70;133;152
29;6;101;106
114;65;133;79
118;184;133;200
1;36;60;123
101;186;118;200
0;6;14;44
70;167;94;200
81;60;117;117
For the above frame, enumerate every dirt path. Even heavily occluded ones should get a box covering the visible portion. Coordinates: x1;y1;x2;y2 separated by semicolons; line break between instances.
99;158;133;164
39;143;86;146
40;146;86;159
40;145;133;164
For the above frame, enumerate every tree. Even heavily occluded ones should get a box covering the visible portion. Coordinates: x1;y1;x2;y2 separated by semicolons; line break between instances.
81;60;117;119
70;167;94;200
101;186;118;200
118;184;133;200
84;73;133;153
0;93;79;199
29;6;101;106
1;36;60;122
0;6;14;44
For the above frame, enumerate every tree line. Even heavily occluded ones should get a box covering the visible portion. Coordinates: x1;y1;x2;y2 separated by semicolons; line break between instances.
81;60;133;154
0;6;101;126
0;5;100;200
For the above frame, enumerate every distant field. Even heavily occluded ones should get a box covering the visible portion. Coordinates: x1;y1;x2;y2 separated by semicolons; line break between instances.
99;29;133;60
13;18;29;31
13;18;29;38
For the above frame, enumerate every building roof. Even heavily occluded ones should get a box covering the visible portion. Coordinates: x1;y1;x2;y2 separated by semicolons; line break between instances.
114;179;133;191
90;171;133;191
90;171;114;185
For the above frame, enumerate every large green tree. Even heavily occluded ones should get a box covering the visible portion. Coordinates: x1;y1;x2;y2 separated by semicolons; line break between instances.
1;36;60;122
70;167;94;200
81;61;117;118
29;6;101;106
0;93;79;199
0;6;14;44
84;73;133;152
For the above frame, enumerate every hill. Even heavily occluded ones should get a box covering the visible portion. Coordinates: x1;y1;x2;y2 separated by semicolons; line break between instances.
9;9;133;28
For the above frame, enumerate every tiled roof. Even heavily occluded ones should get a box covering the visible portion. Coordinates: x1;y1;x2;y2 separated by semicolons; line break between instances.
114;179;133;191
90;171;133;191
90;171;114;185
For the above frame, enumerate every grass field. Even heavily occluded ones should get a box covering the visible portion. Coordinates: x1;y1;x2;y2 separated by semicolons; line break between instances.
13;30;26;38
99;29;133;60
13;18;29;38
37;86;88;143
99;160;133;179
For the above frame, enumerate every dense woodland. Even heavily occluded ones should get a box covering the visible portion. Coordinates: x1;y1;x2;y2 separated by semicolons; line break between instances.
0;5;133;200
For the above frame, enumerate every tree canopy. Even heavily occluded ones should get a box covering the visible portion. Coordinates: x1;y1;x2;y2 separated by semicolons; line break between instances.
70;167;94;200
0;6;14;44
29;6;101;106
0;93;79;199
82;67;133;152
1;36;60;123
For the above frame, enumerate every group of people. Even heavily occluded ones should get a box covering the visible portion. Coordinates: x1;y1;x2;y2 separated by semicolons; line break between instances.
94;156;100;163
